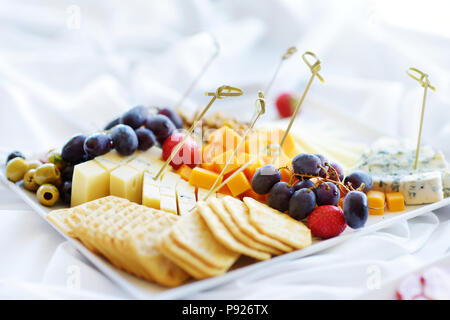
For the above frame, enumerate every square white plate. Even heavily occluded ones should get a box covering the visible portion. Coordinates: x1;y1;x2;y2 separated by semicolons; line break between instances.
1;169;449;299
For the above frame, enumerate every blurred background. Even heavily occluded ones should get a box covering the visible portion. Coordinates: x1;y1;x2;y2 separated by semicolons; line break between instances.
0;0;449;156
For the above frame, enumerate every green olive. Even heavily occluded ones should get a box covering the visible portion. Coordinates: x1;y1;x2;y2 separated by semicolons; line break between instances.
36;184;59;206
6;157;29;182
34;163;61;185
46;150;66;171
26;160;42;170
23;169;39;192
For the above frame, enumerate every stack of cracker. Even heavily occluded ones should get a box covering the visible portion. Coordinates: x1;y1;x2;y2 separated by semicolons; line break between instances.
47;195;312;286
156;196;312;280
47;196;189;287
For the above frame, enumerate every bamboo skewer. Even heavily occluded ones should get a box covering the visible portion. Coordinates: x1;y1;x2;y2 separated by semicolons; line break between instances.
406;67;436;170
202;91;266;201
154;85;243;180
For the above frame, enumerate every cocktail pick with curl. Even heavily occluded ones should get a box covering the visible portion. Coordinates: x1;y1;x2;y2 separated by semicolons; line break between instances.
174;34;220;113
279;51;325;148
406;67;436;170
264;46;298;95
202;91;267;201
154;85;243;180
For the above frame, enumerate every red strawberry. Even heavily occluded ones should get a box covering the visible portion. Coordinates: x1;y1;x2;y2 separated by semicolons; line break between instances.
308;205;346;239
162;133;200;169
275;92;297;118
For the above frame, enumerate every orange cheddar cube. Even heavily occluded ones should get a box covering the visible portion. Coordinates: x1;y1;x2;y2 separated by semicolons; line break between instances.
244;132;269;156
188;167;222;190
226;171;251;197
367;190;385;215
241;188;267;203
217;184;233;196
280;167;293;183
212;150;240;175
208;127;243;152
386;192;405;212
244;163;259;182
201;161;216;171
268;129;299;159
175;164;192;181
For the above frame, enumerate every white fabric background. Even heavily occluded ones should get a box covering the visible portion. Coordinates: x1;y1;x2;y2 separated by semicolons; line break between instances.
0;0;449;299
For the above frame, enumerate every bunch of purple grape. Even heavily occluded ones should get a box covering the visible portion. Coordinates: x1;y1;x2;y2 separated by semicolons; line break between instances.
251;153;373;229
60;106;183;164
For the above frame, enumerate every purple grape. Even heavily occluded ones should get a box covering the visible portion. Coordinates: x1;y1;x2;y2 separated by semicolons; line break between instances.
315;182;340;206
120;105;148;129
61;165;74;182
344;171;373;193
104;117;120;130
251;165;281;194
145;114;176;145
292;153;321;177
61;134;87;164
343;191;368;229
110;124;138;156
60;181;72;205
135;128;156;151
158;107;183;129
83;132;112;157
293;179;315;191
314;154;329;178
267;182;294;212
289;188;316;220
328;162;344;182
6;151;25;165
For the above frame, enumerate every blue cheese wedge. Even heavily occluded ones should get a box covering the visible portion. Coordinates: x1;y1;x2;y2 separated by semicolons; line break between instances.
355;138;449;204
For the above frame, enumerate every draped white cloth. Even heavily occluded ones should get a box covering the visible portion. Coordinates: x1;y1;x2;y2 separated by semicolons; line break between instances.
0;0;449;299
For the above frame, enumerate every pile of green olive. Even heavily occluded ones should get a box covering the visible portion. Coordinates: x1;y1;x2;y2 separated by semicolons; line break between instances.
5;150;73;207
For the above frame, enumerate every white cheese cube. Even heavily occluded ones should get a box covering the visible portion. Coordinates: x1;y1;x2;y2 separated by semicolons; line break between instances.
110;165;142;204
71;160;109;207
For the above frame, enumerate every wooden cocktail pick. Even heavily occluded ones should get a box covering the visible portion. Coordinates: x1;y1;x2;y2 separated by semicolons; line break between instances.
279;51;325;148
202;91;267;201
154;85;243;180
406;67;436;170
264;46;297;95
174;34;220;112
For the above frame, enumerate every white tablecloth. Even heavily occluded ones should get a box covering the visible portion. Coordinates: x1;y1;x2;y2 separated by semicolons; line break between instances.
0;0;449;299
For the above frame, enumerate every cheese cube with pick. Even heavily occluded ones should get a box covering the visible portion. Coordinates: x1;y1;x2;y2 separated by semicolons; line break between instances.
142;172;162;210
176;180;196;215
159;172;181;215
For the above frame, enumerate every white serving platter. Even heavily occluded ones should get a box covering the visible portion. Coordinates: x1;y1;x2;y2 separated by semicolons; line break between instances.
357;253;450;300
1;169;449;299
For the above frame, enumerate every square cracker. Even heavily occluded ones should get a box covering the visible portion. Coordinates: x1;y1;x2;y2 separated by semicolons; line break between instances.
170;210;240;270
244;197;312;249
197;201;270;261
47;209;73;236
128;214;190;287
223;196;293;253
156;233;210;279
208;198;280;255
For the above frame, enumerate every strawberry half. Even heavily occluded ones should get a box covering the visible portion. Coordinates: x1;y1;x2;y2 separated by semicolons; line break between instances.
308;205;347;239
